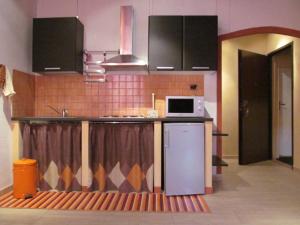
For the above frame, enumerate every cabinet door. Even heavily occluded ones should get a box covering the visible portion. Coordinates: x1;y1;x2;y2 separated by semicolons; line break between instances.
148;16;183;71
33;18;77;72
183;16;217;71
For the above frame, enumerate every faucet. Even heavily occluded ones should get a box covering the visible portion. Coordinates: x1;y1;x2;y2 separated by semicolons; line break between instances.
62;108;68;117
47;105;68;117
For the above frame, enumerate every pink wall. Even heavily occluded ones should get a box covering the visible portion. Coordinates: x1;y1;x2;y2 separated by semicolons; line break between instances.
36;0;300;62
0;0;36;191
0;0;36;72
36;0;300;53
228;0;300;33
35;0;300;137
36;0;300;160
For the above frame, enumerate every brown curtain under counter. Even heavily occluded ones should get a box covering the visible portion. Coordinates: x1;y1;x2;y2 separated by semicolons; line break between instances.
22;123;82;192
89;123;154;192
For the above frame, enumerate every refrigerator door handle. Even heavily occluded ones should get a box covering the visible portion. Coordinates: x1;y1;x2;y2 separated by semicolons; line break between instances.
164;129;170;148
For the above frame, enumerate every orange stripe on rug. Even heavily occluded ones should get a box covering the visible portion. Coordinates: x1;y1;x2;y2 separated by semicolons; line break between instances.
84;192;100;210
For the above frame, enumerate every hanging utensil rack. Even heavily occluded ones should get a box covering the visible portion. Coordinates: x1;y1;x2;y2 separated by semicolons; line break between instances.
83;50;119;82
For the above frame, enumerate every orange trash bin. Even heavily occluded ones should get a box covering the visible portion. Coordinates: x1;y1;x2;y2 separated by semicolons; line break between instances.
13;158;37;199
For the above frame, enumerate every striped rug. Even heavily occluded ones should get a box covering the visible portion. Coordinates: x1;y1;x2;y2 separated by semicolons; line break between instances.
0;191;210;213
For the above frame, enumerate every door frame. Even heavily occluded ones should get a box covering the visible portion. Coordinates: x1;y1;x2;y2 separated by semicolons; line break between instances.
238;49;272;164
217;27;300;172
268;44;294;166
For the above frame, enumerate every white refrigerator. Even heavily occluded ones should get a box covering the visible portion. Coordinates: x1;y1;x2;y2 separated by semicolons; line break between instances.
164;123;205;196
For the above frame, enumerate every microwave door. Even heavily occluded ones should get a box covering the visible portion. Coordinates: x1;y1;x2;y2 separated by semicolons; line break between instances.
168;98;194;112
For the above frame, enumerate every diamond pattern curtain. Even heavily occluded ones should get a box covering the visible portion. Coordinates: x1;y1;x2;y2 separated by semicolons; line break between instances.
89;123;154;192
22;123;82;191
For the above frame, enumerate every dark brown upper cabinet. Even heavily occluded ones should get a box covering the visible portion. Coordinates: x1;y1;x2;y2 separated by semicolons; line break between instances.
183;16;217;71
148;16;183;71
148;15;218;71
33;17;84;73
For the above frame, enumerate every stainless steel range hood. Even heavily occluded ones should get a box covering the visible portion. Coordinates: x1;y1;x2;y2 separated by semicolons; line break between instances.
101;6;147;70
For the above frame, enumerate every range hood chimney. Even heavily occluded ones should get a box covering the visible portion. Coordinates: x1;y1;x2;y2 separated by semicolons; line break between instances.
101;6;147;70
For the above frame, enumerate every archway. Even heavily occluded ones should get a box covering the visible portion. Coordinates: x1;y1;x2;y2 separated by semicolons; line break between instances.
216;27;300;173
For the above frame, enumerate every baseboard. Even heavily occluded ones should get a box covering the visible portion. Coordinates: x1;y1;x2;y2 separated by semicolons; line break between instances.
205;187;213;194
0;185;12;195
1;185;213;196
154;187;161;193
82;186;89;192
82;186;163;193
223;155;238;159
273;159;293;169
293;167;300;173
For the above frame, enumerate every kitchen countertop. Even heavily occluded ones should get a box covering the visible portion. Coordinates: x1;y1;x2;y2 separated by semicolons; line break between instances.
11;116;213;122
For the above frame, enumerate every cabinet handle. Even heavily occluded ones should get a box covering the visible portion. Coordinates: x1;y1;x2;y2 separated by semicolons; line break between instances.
164;129;170;148
44;67;61;71
192;66;210;70
156;66;175;71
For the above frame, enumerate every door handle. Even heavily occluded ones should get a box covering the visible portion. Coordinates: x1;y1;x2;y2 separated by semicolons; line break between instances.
240;100;249;117
164;129;169;148
279;102;286;106
279;101;286;110
245;107;249;117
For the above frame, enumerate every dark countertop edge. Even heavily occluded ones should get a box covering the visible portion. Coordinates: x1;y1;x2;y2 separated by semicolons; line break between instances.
11;117;213;122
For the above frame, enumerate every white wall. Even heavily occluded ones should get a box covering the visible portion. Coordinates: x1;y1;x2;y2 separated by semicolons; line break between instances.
0;0;36;191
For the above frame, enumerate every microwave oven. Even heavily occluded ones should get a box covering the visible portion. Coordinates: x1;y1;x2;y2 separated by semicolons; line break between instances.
165;96;205;117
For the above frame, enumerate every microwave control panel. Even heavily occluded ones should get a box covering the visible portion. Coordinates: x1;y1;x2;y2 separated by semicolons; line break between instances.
196;96;205;117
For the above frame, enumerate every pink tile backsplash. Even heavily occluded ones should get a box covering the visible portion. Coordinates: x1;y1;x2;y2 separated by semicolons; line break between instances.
12;70;35;117
12;73;204;117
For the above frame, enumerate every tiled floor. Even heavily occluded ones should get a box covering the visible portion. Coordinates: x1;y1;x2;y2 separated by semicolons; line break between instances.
1;159;300;225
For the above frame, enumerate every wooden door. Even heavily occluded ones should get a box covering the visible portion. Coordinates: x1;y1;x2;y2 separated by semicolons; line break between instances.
239;50;271;165
278;69;292;161
272;45;293;165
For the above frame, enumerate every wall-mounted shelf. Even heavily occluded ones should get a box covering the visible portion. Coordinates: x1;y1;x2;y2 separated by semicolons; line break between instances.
84;76;107;83
83;50;119;77
212;155;228;167
212;132;229;136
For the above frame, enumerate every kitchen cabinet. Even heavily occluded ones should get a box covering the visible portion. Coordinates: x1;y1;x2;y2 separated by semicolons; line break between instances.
12;117;213;194
33;17;84;73
148;16;183;71
89;123;154;192
148;16;218;71
183;16;217;70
